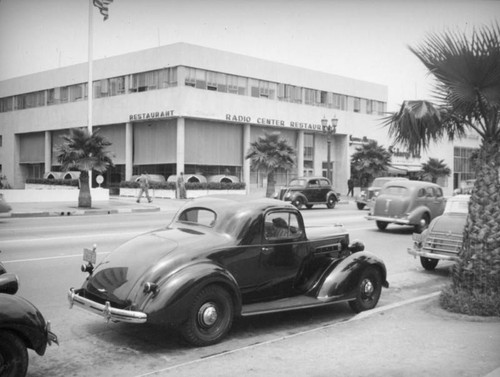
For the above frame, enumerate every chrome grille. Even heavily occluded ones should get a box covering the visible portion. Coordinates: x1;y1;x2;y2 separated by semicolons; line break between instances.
423;231;462;256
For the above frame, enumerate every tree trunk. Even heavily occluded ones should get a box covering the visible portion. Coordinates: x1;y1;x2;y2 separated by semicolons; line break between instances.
78;170;92;208
266;171;275;198
452;138;500;295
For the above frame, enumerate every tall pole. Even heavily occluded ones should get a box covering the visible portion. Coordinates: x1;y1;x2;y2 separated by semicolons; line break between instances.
87;0;94;186
327;138;331;183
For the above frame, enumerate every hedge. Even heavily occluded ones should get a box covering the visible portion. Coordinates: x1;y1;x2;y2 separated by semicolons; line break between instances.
119;180;246;190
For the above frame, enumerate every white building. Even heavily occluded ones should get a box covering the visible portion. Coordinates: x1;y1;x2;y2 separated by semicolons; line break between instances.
0;42;479;195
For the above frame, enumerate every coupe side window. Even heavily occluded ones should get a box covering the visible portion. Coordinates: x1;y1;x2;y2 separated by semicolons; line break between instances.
264;212;303;240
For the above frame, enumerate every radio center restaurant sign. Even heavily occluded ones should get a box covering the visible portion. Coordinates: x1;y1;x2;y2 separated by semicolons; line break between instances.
129;110;174;121
225;114;323;131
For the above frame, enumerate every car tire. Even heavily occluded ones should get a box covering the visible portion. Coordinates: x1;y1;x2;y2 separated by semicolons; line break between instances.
326;196;337;209
348;267;382;313
0;330;29;377
356;203;366;210
292;198;304;210
376;221;388;230
181;285;234;347
414;214;430;233
420;257;439;270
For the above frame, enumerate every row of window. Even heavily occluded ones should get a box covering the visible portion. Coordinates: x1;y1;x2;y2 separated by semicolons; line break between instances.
0;66;385;114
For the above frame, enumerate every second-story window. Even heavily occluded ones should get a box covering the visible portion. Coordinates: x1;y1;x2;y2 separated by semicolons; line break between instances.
130;70;159;92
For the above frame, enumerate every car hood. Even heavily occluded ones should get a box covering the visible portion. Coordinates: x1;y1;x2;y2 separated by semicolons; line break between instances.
84;226;229;306
428;213;467;235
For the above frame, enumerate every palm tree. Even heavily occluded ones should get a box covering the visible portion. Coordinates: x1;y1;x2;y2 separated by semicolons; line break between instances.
56;128;114;208
420;157;451;183
383;24;500;315
245;132;296;197
350;140;392;187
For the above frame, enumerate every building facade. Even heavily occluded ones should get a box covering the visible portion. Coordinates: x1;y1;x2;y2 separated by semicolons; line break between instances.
0;43;479;195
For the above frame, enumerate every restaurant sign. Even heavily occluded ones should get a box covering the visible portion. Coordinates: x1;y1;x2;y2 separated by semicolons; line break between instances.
129;110;174;121
225;114;323;131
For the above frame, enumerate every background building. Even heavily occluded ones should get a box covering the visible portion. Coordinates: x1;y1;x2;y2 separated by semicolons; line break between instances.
0;43;478;195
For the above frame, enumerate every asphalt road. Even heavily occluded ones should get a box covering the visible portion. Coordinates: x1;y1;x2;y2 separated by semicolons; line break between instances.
0;205;453;377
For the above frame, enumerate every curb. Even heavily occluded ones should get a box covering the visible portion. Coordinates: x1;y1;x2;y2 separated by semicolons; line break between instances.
6;206;161;218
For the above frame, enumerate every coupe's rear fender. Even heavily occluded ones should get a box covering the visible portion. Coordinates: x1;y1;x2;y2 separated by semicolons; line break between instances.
316;251;388;300
0;294;50;355
142;262;241;326
326;191;338;201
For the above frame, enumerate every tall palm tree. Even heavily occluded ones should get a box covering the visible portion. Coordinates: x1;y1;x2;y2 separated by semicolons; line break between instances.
384;23;500;314
245;132;296;197
56;128;114;208
420;157;451;183
350;140;392;187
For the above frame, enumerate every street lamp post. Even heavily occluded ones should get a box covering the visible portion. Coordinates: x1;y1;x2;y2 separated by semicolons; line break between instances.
321;116;338;183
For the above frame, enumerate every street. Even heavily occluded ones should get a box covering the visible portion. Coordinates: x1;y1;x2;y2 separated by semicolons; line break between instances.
0;203;454;377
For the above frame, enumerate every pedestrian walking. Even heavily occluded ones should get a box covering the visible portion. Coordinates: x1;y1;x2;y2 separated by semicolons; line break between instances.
347;178;354;197
136;172;152;203
177;172;186;199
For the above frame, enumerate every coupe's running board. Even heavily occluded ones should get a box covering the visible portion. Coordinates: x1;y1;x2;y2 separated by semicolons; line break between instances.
241;295;349;317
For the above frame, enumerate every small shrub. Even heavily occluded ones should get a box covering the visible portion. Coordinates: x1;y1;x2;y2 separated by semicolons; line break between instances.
440;284;500;317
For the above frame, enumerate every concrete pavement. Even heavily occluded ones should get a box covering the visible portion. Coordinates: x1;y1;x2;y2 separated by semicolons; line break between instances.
2;195;499;377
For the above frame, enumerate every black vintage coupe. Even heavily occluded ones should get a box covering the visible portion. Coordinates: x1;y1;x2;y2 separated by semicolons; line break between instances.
68;197;388;346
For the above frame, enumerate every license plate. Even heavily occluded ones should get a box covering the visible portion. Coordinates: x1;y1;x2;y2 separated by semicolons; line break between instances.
83;248;96;264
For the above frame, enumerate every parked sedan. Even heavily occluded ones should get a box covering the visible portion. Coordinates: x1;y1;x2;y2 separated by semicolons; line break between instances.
355;176;408;210
408;195;469;270
68;196;388;346
366;180;446;233
0;260;58;377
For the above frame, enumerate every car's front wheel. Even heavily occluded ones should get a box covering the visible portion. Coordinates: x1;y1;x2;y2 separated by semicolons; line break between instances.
348;267;382;313
0;330;29;377
181;285;234;347
376;221;388;230
326;195;337;209
420;257;439;270
292;198;304;209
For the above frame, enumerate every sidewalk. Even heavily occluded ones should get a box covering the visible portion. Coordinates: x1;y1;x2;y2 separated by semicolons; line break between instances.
0;195;185;218
157;294;500;377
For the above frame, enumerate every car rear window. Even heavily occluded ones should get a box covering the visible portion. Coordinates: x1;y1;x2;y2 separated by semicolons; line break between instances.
177;208;216;227
381;186;408;195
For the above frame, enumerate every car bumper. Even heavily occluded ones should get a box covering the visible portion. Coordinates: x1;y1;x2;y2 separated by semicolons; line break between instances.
407;248;460;262
68;288;147;324
366;215;411;225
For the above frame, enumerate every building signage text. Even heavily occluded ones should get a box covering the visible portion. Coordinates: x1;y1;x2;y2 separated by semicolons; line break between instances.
225;114;323;131
129;110;174;121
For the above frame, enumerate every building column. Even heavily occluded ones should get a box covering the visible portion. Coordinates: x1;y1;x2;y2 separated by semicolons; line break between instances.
44;131;52;173
125;122;133;180
296;130;304;177
243;123;251;194
176;117;185;174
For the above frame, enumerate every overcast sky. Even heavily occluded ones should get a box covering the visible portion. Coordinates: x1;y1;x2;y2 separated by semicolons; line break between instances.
0;0;498;111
